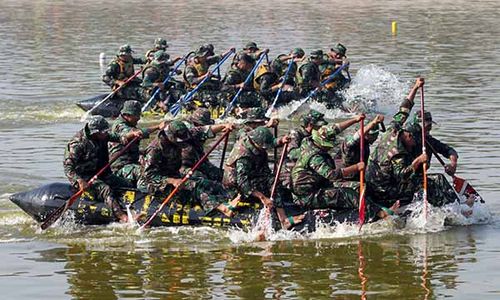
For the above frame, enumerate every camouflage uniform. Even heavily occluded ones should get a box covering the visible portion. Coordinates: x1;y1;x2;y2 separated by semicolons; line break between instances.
64;116;132;219
282;110;328;188
297;50;322;97
141;50;183;107
317;58;348;109
234;107;270;140
291;126;359;210
223;54;263;109
366;97;457;206
223;127;275;200
137;121;228;211
183;46;224;108
102;44;145;100
179;109;223;181
109;101;152;186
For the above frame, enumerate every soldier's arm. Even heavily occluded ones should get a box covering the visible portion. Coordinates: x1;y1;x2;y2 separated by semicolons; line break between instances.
133;57;146;65
63;142;85;185
309;154;344;181
235;158;255;199
259;75;278;98
286;130;302;160
102;63;119;87
392;78;425;127
141;68;158;89
427;135;458;174
207;55;222;66
222;71;243;91
336;114;365;132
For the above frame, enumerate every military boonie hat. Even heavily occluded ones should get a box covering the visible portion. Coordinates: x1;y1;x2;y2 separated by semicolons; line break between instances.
311;126;337;148
301;109;328;127
248;126;275;150
414;110;437;126
155;37;168;48
154;49;170;61
310;50;324;59
86;115;110;135
187;108;215;126
121;100;142;117
243;41;259;51
119;44;134;55
164;120;191;143
330;43;347;56
195;45;211;57
243;107;269;124
202;43;215;56
291;47;305;58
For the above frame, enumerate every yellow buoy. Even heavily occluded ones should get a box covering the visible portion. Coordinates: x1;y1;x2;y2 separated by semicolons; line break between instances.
392;21;398;35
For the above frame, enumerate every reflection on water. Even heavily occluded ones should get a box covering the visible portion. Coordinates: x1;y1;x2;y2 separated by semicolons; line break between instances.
1;0;500;298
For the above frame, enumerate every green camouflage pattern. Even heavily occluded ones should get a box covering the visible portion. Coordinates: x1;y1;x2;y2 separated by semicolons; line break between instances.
120;100;142;117
223;136;272;199
248;126;275;150
86;115;110;135
291;138;358;209
223;67;263;109
300;109;328;127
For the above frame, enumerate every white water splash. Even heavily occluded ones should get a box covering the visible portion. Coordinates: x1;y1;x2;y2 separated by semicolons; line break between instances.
342;64;409;115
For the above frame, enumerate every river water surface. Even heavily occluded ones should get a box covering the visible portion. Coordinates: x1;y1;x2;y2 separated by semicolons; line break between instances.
1;0;500;299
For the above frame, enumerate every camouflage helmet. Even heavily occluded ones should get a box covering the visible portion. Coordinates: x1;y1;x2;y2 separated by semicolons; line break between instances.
403;121;422;136
291;47;305;58
248;126;275;150
311;126;337;148
243;41;259;51
243;107;269;124
153;49;170;62
310;49;324;59
121;100;141;117
118;44;133;55
86;115;110;135
164;120;191;143
301;109;328;127
154;37;168;49
187;108;214;126
330;43;347;56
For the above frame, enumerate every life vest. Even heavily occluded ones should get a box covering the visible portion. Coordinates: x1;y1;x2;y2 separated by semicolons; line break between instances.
296;60;319;87
253;64;277;90
115;57;135;80
183;60;210;88
319;61;337;90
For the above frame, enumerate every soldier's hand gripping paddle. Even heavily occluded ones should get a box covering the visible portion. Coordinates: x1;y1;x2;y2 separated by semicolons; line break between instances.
139;130;232;229
41;137;140;230
81;68;142;122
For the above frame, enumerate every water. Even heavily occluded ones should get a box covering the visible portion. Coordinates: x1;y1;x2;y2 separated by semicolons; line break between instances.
1;0;500;298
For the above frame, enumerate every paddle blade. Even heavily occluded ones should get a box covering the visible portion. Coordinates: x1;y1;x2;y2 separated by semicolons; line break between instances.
453;176;485;203
40;204;66;230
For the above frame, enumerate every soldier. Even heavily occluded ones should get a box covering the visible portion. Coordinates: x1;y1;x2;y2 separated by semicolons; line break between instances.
145;37;169;62
296;50;323;97
232;41;265;68
137;120;228;211
179;108;234;182
338;114;385;179
64;116;143;223
365;78;455;211
102;44;146;100
328;43;349;67
271;47;305;81
183;45;234;108
287;125;366;228
109;100;165;186
141;50;183;110
223;126;288;212
287;109;328;163
223;52;263;113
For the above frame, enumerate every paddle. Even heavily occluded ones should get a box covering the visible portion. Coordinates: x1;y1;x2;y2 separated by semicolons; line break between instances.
419;86;429;216
288;62;349;117
139;129;232;229
141;53;191;113
426;141;485;204
41;136;140;230
169;49;235;116
358;116;367;230
221;49;269;118
81;68;142;121
219;131;230;171
266;56;295;117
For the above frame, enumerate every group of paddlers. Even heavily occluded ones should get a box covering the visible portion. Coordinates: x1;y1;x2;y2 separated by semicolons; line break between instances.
64;71;468;229
101;38;351;117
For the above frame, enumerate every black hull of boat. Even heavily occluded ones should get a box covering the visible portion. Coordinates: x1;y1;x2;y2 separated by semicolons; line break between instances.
76;94;126;118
